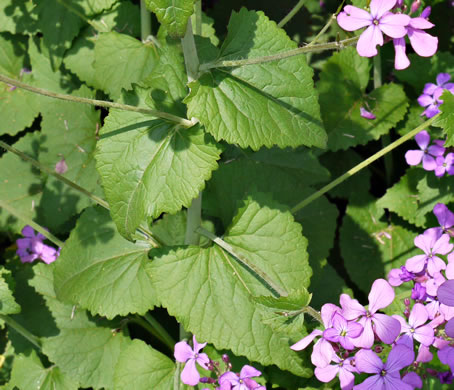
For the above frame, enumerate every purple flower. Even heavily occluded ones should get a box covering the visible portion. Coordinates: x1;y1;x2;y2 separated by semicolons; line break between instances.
393;303;434;348
16;225;59;264
219;366;265;390
315;356;357;390
411;283;427;300
340;279;401;348
402;372;423;389
418;74;454;118
423;73;454;97
388;266;415;286
438;346;454;372
323;313;363;350
337;0;410;57
291;303;339;367
435;153;454;177
438;279;454;307
174;336;210;386
433;203;454;234
405;130;445;170
353;344;414;389
360;107;376;120
405;228;453;276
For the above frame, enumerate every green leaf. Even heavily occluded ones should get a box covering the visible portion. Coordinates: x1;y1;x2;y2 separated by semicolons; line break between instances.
96;85;222;239
71;0;117;17
144;0;196;38
42;327;131;390
54;207;157;319
191;12;219;46
114;339;175;390
93;32;159;99
341;195;420;293
0;0;39;35
396;103;426;136
377;168;454;228
34;0;84;69
37;85;102;231
317;48;408;151
253;288;311;337
7;350;79;390
433;91;454;147
149;195;313;376
0;34;40;136
0;269;20;315
0;132;43;234
186;8;326;150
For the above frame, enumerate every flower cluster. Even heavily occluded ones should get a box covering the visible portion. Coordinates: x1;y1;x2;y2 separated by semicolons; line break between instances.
294;203;454;389
337;0;437;70
16;225;60;264
174;336;265;389
418;73;454;118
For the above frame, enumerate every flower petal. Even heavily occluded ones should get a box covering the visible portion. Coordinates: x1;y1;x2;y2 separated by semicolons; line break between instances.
339;367;356;390
422;154;437;171
368;279;395;313
379;13;410;38
290;329;323;350
393;37;410;70
402;372;423;389
405;150;424;165
437;73;451;86
409;303;429;328
354;374;383;390
372;313;401;344
409;17;434;29
21;225;36;238
239;365;261;379
196;353;210;370
192;335;207;354
174;341;194;363
408;29;438;57
340;294;366;320
423;83;438;95
385;344;414;373
181;358;200;386
357;25;383;57
337;6;372;31
438;280;454;307
417;93;434;107
355;349;382;374
405;254;427;273
414;324;434;346
315;364;339;383
311;338;334;368
414;130;430;149
352;318;375;349
370;0;397;19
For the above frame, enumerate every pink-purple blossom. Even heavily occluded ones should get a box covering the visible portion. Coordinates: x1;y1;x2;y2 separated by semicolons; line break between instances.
323;313;363;350
16;225;59;264
337;0;410;58
405;130;445;170
435;153;454;177
218;366;265;390
314;356;357;390
393;303;434;348
174;336;210;386
360;107;376;120
418;73;454;118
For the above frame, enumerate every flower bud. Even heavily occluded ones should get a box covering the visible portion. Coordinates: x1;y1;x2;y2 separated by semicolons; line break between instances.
222;354;230;363
421;6;431;19
374;345;383;353
410;0;421;14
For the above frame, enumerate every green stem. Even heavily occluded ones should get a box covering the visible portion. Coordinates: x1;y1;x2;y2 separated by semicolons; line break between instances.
0;200;64;247
131;315;173;352
143;313;176;350
277;0;307;28
181;19;200;82
140;0;152;41
306;13;337;46
291;115;438;214
300;306;323;325
184;193;202;246
194;0;202;36
199;36;358;70
0;314;41;349
0;140;161;248
0;74;194;127
196;227;287;297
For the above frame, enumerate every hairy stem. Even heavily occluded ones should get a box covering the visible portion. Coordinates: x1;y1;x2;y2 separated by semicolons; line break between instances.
0;314;41;349
194;0;202;36
196;227;288;297
291;115;438;214
306;13;337;46
300;306;323;325
0;74;194;127
278;0;307;28
0;140;161;248
199;36;358;70
0;199;64;247
140;0;152;41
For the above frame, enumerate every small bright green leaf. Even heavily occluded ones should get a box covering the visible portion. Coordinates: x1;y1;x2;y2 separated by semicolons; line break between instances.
253;288;311;337
144;0;195;38
93;32;159;99
433;91;454;147
186;8;326;150
42;327;131;390
377;168;454;228
37;85;102;231
7;350;79;390
34;0;84;69
114;339;175;390
149;196;312;376
0;269;20;315
54;207;157;319
96;85;222;239
341;196;420;293
317;48;408;151
0;132;43;234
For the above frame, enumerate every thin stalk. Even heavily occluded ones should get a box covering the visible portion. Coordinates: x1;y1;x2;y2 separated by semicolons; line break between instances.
374;53;393;186
196;226;287;297
306;13;337;46
0;140;161;248
0;200;64;247
143;312;176;350
184;193;202;246
131;315;173;352
199;36;358;70
0;74;194;127
181;19;200;82
194;0;202;36
140;0;152;41
291;115;438;214
300;306;323;325
278;0;307;28
0;314;41;349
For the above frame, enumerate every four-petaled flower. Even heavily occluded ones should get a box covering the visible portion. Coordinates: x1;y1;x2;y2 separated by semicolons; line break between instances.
174;336;210;386
219;365;265;390
393;303;434;348
16;225;59;264
405;130;445;171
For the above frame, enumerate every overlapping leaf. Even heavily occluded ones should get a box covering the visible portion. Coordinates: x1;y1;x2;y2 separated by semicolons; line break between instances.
0;269;20;315
317;47;408;151
185;8;326;150
433;91;454;147
145;0;196;38
149;195;312;376
96;84;222;239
